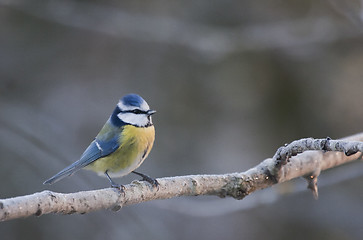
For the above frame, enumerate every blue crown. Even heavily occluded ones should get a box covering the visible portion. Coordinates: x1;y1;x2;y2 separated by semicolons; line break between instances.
111;94;146;127
121;94;145;107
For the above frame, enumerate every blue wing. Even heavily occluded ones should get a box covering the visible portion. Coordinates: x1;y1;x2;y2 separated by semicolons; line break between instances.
43;134;120;185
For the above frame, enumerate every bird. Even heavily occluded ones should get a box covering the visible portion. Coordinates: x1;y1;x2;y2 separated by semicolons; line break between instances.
43;93;158;190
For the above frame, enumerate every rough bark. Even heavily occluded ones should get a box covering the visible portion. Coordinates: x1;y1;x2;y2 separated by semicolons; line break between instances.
1;133;363;222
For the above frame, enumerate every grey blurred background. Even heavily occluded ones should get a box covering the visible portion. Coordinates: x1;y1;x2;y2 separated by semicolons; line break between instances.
1;0;363;239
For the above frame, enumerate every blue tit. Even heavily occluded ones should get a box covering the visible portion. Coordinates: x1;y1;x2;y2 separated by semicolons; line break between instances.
44;93;157;189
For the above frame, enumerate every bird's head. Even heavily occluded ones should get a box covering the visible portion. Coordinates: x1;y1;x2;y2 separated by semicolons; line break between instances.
112;94;156;127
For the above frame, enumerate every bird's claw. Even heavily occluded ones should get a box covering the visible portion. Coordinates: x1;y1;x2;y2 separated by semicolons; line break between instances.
144;177;159;189
132;171;159;190
111;183;126;196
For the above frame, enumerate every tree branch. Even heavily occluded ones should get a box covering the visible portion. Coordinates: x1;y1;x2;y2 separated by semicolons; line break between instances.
1;133;363;222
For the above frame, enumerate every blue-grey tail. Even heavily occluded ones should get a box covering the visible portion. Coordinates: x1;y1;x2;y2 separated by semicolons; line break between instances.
43;140;105;185
43;170;72;185
43;160;86;185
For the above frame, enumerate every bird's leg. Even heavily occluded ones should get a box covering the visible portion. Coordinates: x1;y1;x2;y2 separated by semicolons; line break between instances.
132;171;159;189
105;170;125;193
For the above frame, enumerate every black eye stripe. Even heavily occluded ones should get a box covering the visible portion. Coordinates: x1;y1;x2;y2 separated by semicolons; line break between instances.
120;109;147;114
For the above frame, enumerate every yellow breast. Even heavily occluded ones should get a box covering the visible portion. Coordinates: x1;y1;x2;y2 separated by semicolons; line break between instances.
86;125;155;177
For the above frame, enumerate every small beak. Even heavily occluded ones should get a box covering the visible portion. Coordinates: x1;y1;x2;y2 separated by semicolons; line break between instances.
147;110;156;115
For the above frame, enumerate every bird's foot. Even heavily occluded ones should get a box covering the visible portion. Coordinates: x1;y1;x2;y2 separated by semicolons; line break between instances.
132;171;159;189
111;183;126;195
105;170;126;195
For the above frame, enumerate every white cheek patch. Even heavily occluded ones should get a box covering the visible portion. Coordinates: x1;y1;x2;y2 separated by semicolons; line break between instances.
117;112;149;127
117;100;150;112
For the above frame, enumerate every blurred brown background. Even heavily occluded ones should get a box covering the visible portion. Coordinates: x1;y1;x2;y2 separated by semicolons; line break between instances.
1;0;363;239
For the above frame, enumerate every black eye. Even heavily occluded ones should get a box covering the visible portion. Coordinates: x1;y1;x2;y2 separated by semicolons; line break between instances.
132;109;143;114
